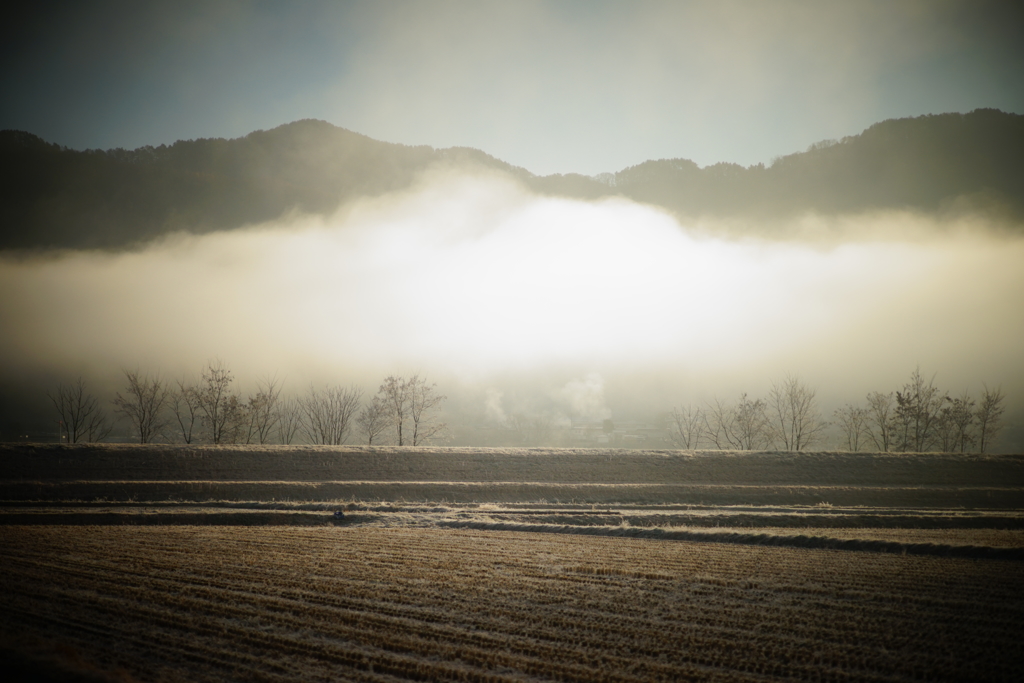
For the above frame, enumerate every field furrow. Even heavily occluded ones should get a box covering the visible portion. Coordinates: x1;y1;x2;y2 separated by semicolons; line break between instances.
3;525;1022;682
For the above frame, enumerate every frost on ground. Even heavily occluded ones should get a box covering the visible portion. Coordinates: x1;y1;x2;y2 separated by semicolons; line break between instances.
3;444;1023;680
2;525;1022;683
2;501;1023;558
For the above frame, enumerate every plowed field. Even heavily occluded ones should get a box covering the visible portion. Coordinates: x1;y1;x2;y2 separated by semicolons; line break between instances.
3;445;1023;680
2;525;1022;682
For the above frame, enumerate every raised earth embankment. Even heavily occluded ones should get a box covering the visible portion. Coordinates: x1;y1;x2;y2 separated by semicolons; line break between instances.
2;444;1022;507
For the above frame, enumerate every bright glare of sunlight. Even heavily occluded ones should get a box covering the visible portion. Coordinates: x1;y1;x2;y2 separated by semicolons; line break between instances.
0;172;1022;391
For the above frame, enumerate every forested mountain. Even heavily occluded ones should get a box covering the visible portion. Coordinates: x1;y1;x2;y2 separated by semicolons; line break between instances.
0;121;526;249
2;109;1022;250
605;108;1024;223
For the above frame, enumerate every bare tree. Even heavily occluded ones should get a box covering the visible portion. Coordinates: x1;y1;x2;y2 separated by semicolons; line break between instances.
298;384;362;445
196;360;243;444
245;376;283;445
936;390;976;453
833;404;867;452
408;375;447;446
667;404;705;449
47;378;111;443
379;375;412;445
732;393;771;450
950;390;977;453
766;375;827;451
112;369;168;443
976;384;1006;454
377;375;448;446
276;396;302;445
703;394;770;450
171;375;201;444
357;394;392;445
864;391;896;452
223;396;248;443
893;367;945;452
702;397;733;449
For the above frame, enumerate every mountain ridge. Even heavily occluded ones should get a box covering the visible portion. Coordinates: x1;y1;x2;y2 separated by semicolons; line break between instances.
2;109;1022;250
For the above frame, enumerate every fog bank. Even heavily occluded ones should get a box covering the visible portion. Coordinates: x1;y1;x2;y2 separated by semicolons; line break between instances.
1;169;1021;442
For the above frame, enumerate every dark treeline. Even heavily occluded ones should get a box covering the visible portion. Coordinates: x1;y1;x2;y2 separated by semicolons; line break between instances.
2;109;1022;250
46;362;448;448
668;370;1006;454
44;365;1007;453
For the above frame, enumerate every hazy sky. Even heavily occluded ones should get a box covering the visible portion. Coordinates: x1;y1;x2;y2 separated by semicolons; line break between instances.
3;0;1023;175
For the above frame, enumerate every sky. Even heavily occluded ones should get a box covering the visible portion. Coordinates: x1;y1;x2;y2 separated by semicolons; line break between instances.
3;0;1024;176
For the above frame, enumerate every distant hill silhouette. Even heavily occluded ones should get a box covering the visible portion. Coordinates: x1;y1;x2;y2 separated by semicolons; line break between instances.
606;108;1024;225
2;109;1022;249
0;121;526;249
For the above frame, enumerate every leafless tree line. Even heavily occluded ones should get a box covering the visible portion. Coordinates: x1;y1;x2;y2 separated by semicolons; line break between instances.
669;371;1007;453
668;376;828;452
49;362;448;446
45;365;1008;452
46;378;112;443
833;367;1005;453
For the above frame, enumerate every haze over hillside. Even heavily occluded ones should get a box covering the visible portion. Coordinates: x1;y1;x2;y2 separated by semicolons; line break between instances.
1;109;1023;450
2;108;1022;250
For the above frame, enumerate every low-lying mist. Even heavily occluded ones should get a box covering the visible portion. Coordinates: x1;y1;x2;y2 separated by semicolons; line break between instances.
1;167;1022;444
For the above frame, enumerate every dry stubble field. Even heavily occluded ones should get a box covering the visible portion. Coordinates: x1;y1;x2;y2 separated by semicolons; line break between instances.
2;445;1023;681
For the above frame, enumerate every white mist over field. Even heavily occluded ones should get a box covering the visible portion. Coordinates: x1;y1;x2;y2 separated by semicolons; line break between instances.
1;168;1022;429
